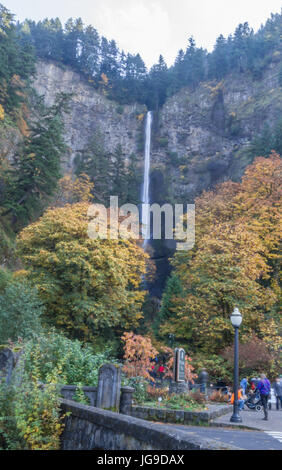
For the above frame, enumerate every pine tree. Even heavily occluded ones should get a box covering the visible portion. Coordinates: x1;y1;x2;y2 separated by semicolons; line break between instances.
153;273;183;340
2;94;69;226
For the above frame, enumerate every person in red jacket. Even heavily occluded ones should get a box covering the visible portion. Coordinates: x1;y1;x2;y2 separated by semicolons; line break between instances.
158;364;165;381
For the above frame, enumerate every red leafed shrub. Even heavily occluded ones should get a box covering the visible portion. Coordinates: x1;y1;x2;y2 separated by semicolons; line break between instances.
221;336;273;375
122;332;158;381
210;390;229;403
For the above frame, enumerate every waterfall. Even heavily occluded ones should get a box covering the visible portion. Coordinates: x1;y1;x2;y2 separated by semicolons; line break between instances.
142;111;153;247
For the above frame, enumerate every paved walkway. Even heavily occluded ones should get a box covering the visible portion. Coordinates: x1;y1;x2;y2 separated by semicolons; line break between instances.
166;424;282;450
212;408;282;432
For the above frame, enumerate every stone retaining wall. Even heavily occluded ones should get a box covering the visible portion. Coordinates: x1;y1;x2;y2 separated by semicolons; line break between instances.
60;385;134;414
61;399;240;450
130;404;231;425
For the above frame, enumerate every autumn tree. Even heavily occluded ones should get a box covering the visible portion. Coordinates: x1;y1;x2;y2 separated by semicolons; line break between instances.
17;203;148;342
122;332;158;380
221;336;278;379
53;173;94;206
160;153;281;354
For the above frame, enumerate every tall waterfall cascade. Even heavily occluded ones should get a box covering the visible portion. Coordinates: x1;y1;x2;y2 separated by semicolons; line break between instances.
142;111;153;247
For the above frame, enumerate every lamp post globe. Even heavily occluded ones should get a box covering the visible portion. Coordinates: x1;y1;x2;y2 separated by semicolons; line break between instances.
230;307;242;328
230;307;243;423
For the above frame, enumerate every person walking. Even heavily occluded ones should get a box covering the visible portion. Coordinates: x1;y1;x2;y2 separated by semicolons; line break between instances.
257;373;271;420
273;377;282;410
240;377;248;395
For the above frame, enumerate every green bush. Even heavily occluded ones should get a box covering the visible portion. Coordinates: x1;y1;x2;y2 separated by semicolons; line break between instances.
24;331;118;386
124;376;149;403
193;354;232;383
0;346;64;450
157;137;169;148
0;278;44;344
116;105;124;115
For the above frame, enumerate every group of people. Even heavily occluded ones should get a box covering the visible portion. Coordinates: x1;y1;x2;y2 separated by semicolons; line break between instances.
230;374;282;421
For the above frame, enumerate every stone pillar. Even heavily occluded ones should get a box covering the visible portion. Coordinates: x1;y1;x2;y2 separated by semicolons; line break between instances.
169;381;189;394
120;386;134;415
96;364;122;412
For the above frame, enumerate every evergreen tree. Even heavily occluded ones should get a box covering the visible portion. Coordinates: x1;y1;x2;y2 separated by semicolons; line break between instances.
148;55;169;109
75;131;113;204
112;144;128;205
2;94;69;226
208;35;229;79
79;25;100;77
153;273;183;341
0;4;35;114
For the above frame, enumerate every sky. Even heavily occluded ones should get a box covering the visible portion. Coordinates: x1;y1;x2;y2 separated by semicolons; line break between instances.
4;0;282;68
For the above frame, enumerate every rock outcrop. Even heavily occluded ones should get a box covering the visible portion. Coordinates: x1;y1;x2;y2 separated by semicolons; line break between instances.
32;60;146;170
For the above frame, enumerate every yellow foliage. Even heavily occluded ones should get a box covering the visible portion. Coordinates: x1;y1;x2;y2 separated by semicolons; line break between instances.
17;203;148;340
162;152;282;354
55;173;94;205
0;104;4;121
100;73;108;85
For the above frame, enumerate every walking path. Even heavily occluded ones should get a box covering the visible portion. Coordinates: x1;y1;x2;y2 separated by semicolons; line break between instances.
166;424;282;450
212;408;282;432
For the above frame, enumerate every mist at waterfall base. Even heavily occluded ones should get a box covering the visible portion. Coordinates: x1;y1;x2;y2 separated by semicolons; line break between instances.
141;111;176;298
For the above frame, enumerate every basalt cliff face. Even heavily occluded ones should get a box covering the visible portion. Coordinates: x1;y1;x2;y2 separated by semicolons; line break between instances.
151;60;281;205
32;60;146;171
32;59;281;205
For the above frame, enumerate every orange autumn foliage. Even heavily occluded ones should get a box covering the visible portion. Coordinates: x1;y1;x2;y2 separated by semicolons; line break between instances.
161;152;282;353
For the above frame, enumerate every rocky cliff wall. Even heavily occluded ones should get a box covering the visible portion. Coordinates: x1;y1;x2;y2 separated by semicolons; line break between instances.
152;60;281;204
32;59;281;205
32;60;146;171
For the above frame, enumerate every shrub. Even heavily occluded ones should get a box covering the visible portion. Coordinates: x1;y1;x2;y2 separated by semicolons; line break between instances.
0;278;44;344
190;390;207;404
146;385;169;400
0;345;64;450
220;337;275;378
157;137;169;148
122;332;158;381
209;390;229;403
116;105;124;115
162;393;204;410
24;331;116;386
193;354;232;383
124;376;149;404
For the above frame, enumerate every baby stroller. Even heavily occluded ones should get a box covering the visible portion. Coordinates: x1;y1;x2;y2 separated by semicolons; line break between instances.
244;391;263;411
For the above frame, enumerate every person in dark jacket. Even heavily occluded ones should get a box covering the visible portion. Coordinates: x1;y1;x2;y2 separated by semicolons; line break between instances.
257;374;271;420
273;377;282;410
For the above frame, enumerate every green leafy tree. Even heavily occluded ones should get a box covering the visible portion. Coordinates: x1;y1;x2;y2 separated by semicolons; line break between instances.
0;270;43;343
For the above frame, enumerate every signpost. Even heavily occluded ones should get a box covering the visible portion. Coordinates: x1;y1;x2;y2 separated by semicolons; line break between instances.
173;348;186;382
170;348;188;394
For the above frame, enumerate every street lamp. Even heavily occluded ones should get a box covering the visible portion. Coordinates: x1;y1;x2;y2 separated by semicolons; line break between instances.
230;307;242;423
168;334;175;349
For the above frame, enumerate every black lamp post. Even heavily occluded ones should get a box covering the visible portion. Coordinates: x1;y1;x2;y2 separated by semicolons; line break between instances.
168;334;175;349
230;307;242;423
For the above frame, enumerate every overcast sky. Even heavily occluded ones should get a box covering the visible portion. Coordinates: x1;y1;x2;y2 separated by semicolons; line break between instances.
4;0;282;68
